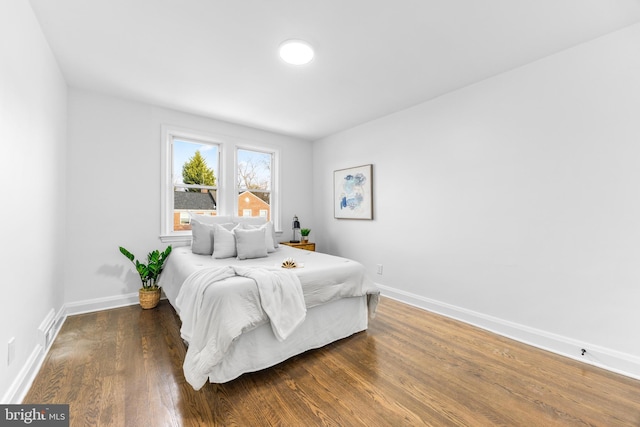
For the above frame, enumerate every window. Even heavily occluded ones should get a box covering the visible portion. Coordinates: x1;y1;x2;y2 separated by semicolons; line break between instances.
171;138;219;232
161;126;280;241
161;127;221;239
236;148;273;222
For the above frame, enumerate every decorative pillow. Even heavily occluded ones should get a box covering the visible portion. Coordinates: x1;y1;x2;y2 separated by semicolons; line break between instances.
234;228;268;260
190;218;216;255
267;221;279;248
233;217;278;248
240;222;277;252
190;214;232;225
232;216;267;226
212;224;238;259
191;219;236;255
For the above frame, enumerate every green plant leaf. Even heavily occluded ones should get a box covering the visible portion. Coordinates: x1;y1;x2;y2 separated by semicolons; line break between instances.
120;245;172;289
119;247;135;262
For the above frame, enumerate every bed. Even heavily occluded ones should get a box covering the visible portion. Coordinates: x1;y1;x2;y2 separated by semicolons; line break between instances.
158;215;379;390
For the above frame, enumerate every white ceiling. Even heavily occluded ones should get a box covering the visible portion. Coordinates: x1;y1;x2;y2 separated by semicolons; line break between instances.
29;0;640;141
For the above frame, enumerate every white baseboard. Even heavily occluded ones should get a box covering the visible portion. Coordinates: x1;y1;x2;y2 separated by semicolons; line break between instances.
63;292;140;316
3;292;144;404
378;284;640;381
2;305;66;404
1;344;43;404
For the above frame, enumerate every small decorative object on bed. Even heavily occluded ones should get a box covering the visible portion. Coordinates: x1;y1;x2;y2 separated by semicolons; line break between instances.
119;245;172;309
334;164;373;220
300;228;311;242
281;257;297;269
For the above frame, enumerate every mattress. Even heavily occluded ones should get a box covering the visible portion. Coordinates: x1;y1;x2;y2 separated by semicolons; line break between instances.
161;245;377;313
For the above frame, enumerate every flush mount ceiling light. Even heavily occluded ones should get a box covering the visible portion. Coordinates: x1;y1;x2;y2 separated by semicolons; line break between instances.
279;39;314;65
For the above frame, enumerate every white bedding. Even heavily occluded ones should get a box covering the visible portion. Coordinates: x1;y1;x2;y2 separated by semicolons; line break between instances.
176;265;306;343
159;245;379;390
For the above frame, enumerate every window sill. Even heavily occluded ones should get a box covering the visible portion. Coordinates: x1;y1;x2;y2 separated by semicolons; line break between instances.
159;234;192;245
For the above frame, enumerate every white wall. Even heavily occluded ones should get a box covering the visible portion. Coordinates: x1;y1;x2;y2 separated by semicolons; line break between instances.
0;0;67;402
313;23;640;375
65;89;313;305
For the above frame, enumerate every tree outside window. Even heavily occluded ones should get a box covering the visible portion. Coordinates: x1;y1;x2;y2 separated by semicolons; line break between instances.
172;139;219;231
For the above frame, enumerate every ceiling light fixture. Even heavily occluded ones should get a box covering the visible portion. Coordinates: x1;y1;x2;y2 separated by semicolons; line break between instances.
279;40;314;65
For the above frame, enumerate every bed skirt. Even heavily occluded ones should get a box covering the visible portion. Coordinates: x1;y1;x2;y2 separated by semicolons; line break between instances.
206;295;368;383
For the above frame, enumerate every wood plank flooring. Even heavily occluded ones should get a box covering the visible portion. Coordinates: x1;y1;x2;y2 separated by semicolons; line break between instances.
24;297;640;426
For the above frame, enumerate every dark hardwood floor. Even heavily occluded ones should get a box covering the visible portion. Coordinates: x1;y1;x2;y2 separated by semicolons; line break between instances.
24;297;640;426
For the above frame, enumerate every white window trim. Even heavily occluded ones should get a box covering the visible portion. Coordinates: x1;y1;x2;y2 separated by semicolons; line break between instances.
161;125;281;243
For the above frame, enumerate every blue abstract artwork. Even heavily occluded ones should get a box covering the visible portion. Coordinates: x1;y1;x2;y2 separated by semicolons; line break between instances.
334;164;373;219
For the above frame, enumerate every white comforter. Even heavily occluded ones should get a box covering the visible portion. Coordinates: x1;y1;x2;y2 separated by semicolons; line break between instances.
176;266;306;389
161;246;379;390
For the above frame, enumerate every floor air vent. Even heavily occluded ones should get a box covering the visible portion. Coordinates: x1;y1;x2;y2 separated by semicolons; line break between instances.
38;309;57;350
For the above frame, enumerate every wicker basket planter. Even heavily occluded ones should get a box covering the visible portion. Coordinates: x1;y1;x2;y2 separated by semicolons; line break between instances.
119;245;172;310
139;288;161;309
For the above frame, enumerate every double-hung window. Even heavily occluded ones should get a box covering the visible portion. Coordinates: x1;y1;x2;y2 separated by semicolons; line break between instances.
161;126;279;242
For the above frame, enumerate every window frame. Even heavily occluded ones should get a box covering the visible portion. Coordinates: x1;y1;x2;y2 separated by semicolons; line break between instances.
235;145;277;225
161;125;280;243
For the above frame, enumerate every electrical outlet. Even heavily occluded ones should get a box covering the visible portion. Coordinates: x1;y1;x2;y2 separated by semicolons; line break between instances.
7;337;15;366
376;264;383;275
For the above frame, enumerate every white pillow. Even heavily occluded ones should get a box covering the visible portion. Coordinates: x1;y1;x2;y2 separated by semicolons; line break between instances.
191;220;236;255
232;216;267;226
240;222;277;253
190;218;216;255
234;228;268;260
190;214;232;225
233;217;278;248
212;224;238;259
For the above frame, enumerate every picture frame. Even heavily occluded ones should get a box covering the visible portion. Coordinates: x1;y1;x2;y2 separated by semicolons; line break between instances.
334;164;373;220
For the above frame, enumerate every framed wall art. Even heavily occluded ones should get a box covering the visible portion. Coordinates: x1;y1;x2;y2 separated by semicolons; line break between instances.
334;164;373;220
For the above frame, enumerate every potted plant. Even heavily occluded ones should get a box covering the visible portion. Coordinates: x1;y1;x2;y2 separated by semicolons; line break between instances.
119;245;172;309
300;228;311;243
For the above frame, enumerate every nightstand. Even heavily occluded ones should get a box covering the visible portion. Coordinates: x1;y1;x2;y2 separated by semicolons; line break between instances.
280;242;316;252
